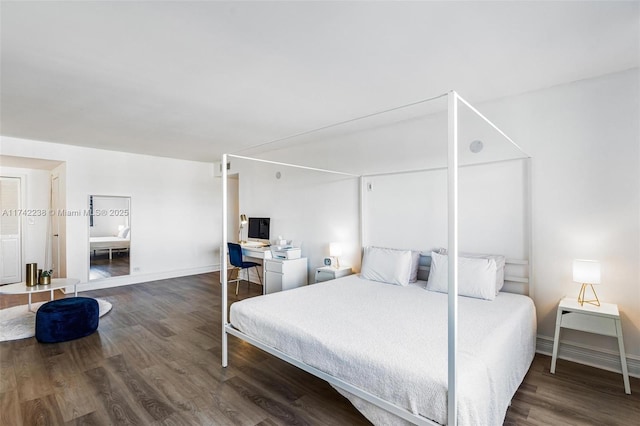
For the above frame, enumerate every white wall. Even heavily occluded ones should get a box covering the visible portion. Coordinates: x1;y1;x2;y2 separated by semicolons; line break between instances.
231;157;360;282
363;159;528;260
0;137;220;289
90;196;130;238
476;69;640;365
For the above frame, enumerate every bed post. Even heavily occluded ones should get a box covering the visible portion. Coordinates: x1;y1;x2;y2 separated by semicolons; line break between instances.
222;153;229;368
447;90;459;426
527;157;534;298
359;176;365;250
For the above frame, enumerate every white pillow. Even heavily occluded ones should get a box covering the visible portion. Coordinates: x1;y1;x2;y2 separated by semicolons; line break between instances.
426;251;498;300
437;249;505;295
361;246;413;286
461;253;505;294
118;227;130;239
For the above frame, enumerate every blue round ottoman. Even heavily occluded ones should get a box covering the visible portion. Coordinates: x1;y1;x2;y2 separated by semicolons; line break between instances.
35;297;99;343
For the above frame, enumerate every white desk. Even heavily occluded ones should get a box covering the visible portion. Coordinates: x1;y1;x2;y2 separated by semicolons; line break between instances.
241;245;273;260
240;246;308;295
0;278;81;311
551;297;631;394
240;246;272;294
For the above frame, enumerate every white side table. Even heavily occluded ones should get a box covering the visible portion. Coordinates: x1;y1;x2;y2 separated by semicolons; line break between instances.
315;265;352;283
0;278;81;311
551;297;631;394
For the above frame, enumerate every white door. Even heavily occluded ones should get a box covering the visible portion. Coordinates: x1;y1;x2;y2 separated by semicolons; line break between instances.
0;176;22;284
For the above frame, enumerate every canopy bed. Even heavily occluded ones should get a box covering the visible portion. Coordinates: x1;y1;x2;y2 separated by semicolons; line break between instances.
220;91;533;426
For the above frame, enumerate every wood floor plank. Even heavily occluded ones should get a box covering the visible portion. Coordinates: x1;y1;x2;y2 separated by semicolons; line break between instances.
66;332;113;373
64;409;109;426
84;365;149;425
20;393;66;425
0;389;23;426
224;375;313;426
13;348;54;402
140;363;201;412
52;372;99;422
186;395;247;426
105;353;175;422
0;354;17;393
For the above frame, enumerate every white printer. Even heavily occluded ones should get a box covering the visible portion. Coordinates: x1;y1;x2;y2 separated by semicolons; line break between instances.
270;246;302;259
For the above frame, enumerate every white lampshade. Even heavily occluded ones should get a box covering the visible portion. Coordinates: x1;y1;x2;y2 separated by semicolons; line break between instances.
329;242;343;257
573;260;601;285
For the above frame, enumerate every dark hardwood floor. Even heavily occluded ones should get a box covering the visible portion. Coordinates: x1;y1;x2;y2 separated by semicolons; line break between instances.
1;272;638;425
89;252;130;280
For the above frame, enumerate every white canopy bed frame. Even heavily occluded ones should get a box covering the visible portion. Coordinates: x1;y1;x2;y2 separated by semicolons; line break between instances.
220;90;532;426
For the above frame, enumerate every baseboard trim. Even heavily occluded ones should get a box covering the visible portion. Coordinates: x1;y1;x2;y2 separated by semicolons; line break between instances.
68;264;220;292
537;335;640;378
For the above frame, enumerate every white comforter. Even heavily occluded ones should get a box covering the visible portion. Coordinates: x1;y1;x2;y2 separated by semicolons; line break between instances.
230;275;536;425
89;236;130;249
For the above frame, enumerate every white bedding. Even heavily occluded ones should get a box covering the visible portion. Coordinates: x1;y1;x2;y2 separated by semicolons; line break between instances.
230;274;536;426
89;236;130;250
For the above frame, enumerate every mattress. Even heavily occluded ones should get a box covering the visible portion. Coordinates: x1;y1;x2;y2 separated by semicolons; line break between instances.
89;236;130;250
230;274;536;425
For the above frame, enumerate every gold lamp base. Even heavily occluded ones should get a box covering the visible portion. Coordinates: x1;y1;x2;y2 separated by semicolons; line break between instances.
577;283;600;307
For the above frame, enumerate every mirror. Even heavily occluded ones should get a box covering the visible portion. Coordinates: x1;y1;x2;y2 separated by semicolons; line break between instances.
88;195;131;280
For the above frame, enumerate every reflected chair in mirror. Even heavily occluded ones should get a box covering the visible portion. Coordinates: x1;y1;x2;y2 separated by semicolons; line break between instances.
227;242;263;295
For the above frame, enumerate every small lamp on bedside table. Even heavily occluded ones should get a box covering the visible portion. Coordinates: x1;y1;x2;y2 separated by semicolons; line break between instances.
329;242;342;269
573;259;601;306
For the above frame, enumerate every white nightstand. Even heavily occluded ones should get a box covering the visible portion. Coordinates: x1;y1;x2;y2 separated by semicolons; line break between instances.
315;265;352;283
551;297;631;394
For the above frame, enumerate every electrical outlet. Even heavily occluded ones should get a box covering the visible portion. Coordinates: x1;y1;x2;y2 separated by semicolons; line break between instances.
133;267;140;272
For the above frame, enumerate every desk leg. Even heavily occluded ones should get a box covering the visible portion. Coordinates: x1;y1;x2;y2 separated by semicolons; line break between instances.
74;284;78;297
28;293;32;312
615;319;631;394
50;289;54;301
109;248;113;260
550;307;563;374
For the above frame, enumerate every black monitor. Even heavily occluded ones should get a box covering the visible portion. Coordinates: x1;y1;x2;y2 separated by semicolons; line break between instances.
247;217;270;240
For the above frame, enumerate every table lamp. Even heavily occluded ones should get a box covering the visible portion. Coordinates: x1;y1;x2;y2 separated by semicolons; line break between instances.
573;259;601;307
238;214;247;243
330;242;342;268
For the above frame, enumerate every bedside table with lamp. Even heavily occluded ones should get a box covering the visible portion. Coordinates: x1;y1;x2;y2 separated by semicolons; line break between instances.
550;259;631;394
315;242;353;283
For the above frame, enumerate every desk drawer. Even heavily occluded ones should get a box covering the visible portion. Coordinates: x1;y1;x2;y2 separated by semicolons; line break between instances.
265;260;283;273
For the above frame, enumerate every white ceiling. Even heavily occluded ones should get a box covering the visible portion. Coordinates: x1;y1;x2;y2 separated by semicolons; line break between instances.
1;1;638;163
